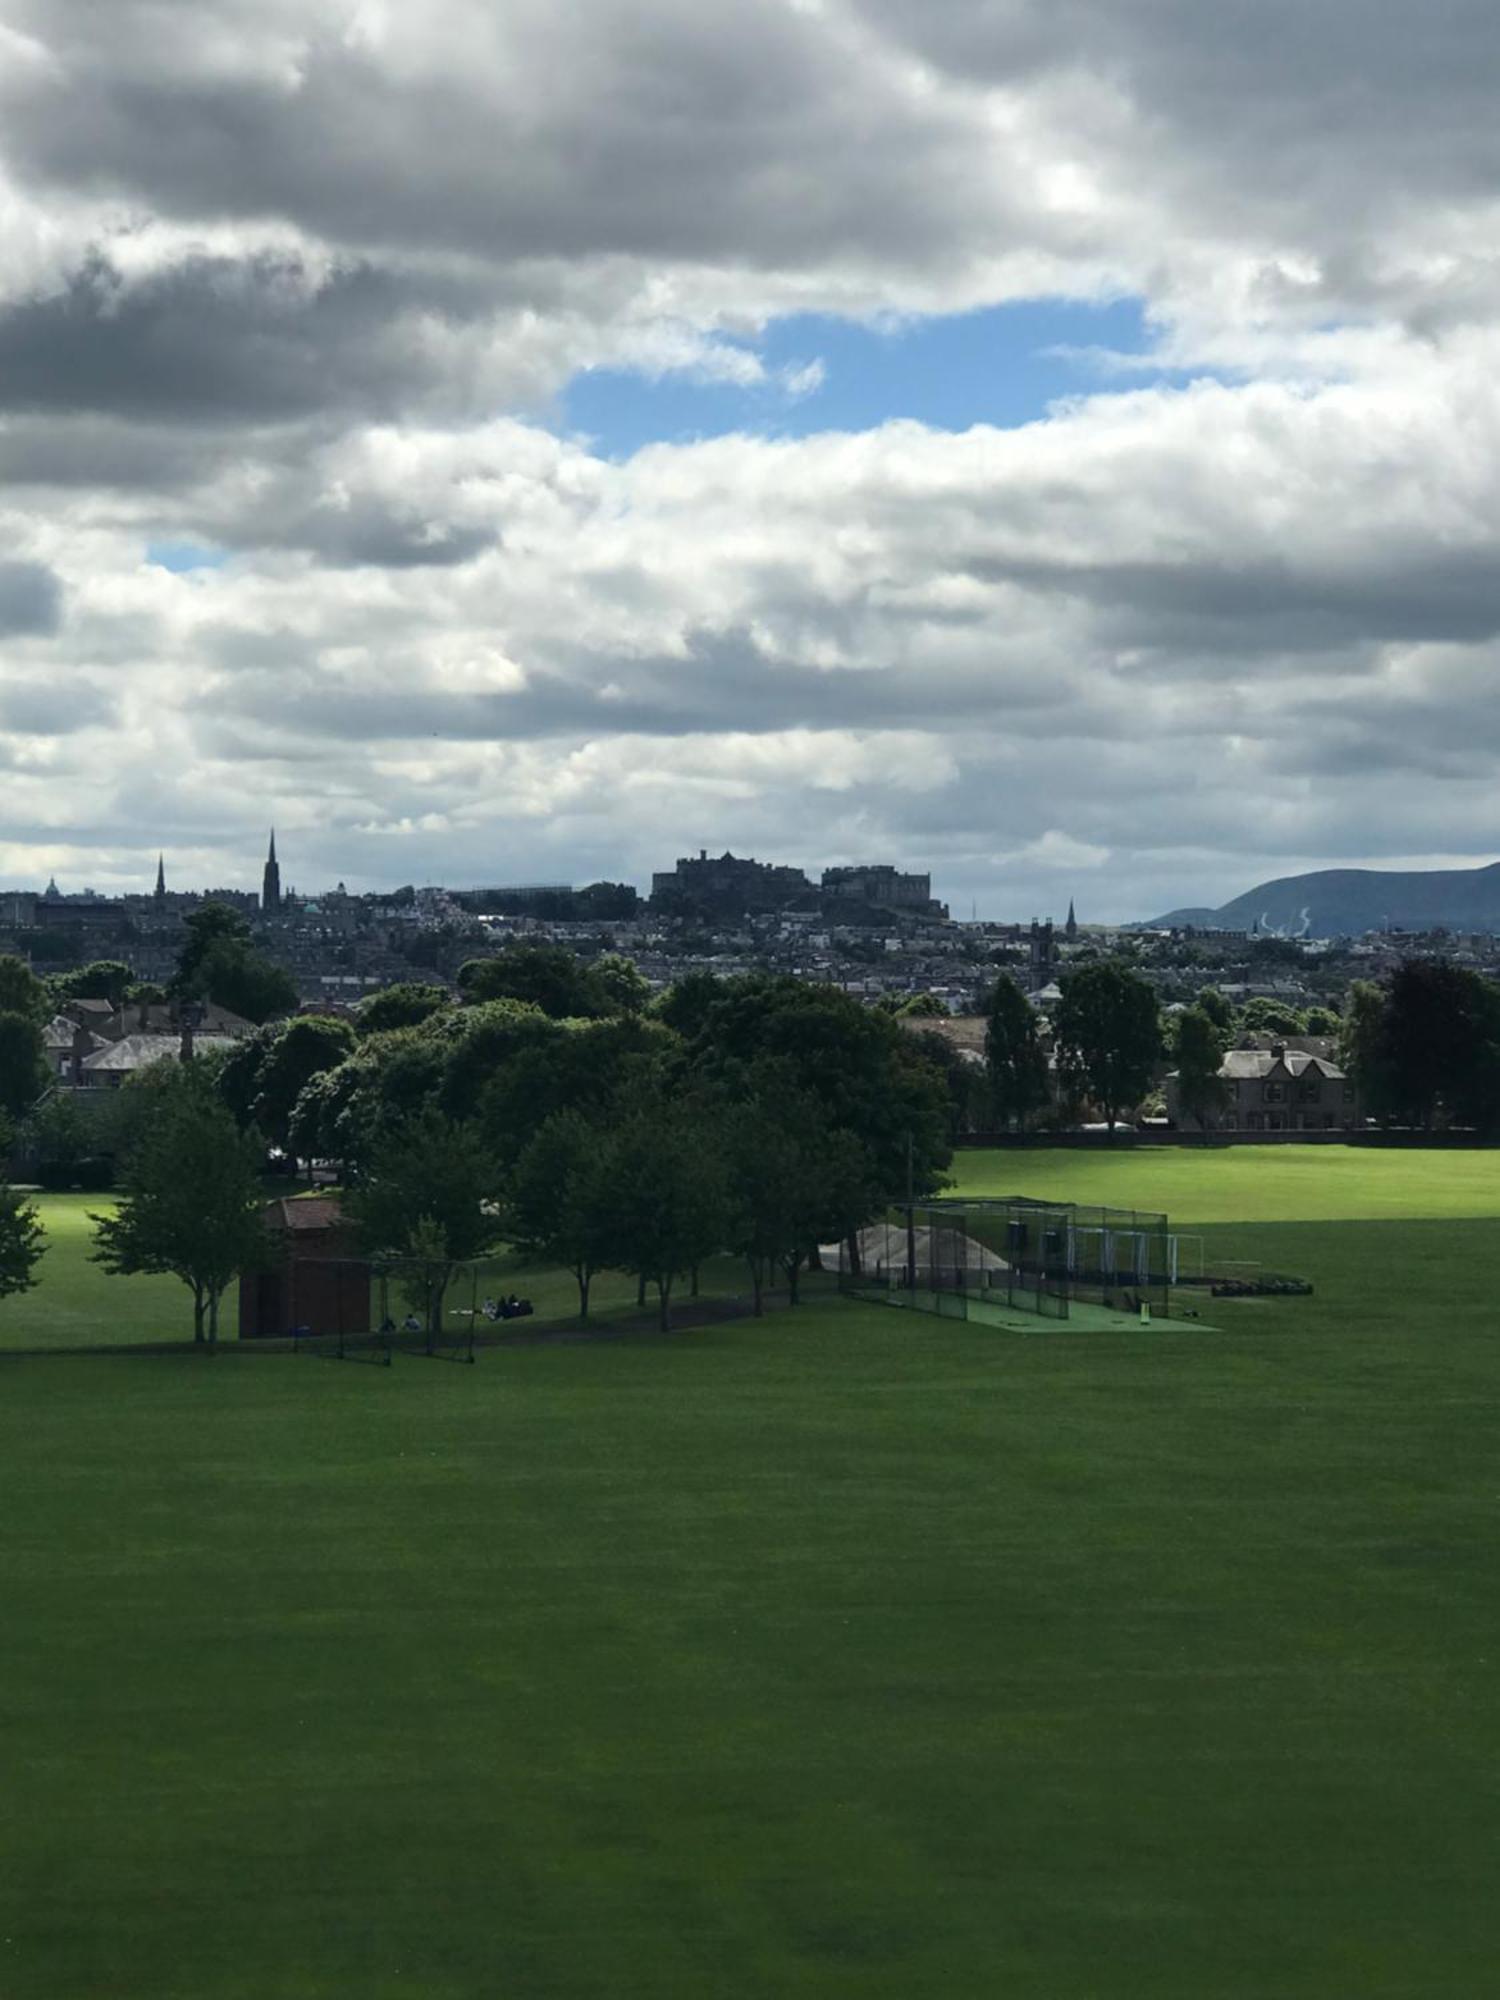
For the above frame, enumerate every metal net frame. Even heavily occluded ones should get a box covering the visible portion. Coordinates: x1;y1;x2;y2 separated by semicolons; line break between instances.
837;1194;1173;1326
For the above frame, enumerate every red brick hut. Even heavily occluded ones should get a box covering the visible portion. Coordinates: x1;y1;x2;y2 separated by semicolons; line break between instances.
239;1196;372;1341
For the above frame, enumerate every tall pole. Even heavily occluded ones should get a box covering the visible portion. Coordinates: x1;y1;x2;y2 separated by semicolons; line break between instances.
905;1130;917;1295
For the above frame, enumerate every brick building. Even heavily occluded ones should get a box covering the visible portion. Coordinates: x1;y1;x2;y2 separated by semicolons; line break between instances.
239;1196;371;1340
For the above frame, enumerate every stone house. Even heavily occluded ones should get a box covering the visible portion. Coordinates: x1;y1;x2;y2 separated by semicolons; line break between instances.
1166;1040;1360;1134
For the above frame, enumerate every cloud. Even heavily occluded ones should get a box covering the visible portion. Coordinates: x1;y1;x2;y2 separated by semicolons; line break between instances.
1;1;1500;916
0;558;61;634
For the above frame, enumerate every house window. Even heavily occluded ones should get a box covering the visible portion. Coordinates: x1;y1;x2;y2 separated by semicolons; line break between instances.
1265;1083;1285;1103
1297;1081;1320;1103
1269;1113;1285;1130
1343;1085;1356;1103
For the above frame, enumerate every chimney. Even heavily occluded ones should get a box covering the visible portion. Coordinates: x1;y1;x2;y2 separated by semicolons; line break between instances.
1271;1040;1286;1059
71;1022;90;1087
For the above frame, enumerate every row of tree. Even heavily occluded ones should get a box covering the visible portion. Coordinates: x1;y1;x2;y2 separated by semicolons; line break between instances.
35;953;955;1338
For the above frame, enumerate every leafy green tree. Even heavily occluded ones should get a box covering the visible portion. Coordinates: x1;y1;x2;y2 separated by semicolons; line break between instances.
508;1110;617;1319
357;983;451;1035
1053;963;1162;1134
434;998;557;1119
1340;980;1393;1122
984;975;1051;1131
197;941;298;1024
653;971;722;1040
52;961;133;1007
1195;986;1234;1032
293;1028;452;1179
606;1090;732;1331
346;1113;501;1345
1237;997;1306;1036
723;1087;877;1311
0;955;50;1024
0;1011;46;1119
1173;1005;1229;1137
0;1179;45;1305
458;943;607;1020
173;901;296;1023
173;902;251;992
248;1016;356;1159
25;1090;120;1191
1372;960;1500;1130
1302;1005;1341;1037
92;1068;268;1341
475;1014;673;1158
686;976;952;1201
590;953;650;1016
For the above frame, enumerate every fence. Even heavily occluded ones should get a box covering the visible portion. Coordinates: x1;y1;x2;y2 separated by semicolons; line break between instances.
837;1195;1174;1325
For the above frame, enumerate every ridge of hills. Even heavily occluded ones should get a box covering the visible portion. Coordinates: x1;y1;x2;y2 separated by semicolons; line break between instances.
1146;860;1500;937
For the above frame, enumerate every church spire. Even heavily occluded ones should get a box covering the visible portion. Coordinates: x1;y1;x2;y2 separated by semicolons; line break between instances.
1065;897;1078;941
155;853;166;900
262;828;282;917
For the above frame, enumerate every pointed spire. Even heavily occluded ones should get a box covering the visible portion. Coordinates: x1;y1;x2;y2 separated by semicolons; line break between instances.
155;853;166;897
268;827;277;863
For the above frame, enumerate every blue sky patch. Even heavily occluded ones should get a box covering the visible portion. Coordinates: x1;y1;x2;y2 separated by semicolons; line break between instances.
563;297;1171;457
146;539;229;573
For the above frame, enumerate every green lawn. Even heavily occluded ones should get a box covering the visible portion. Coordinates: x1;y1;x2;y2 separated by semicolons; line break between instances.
948;1141;1500;1222
0;1194;223;1349
3;1163;1500;1995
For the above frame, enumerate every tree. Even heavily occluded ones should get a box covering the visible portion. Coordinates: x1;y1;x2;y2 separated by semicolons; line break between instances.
52;961;133;1007
248;1016;357;1160
1053;963;1162;1135
723;1087;877;1311
173;901;296;1024
346;1113;501;1345
474;1013;673;1158
357;983;451;1035
457;943;607;1020
607;1090;732;1331
590;953;650;1017
197;941;299;1025
984;976;1051;1131
508;1111;617;1319
173;902;251;993
1238;997;1306;1036
685;976;952;1202
0;1011;46;1119
0;1180;45;1305
1340;980;1394;1123
1372;960;1500;1130
92;1068;268;1342
0;955;49;1024
1195;986;1234;1032
1173;1005;1229;1137
25;1090;120;1191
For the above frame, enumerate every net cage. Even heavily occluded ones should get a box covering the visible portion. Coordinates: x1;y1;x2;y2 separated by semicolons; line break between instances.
837;1195;1173;1326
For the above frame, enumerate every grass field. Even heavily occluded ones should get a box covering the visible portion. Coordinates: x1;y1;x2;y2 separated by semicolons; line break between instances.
3;1154;1500;1996
948;1140;1500;1222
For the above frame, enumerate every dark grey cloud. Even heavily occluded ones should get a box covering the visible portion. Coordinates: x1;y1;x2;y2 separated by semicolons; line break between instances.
0;560;62;635
0;252;483;425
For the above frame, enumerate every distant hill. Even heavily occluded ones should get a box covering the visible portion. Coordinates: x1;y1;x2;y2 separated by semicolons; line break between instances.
1147;861;1500;938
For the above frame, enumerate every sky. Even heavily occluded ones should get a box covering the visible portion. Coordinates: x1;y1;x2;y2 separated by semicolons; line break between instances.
2;2;1500;921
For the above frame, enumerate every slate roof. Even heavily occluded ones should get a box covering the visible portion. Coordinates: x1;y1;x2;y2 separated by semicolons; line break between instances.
1218;1048;1347;1082
79;1034;237;1075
